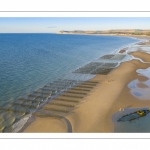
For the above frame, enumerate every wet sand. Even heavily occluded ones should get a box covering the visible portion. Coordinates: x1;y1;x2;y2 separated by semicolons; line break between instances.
138;40;150;45
24;117;68;132
130;51;150;62
137;75;149;82
23;42;150;133
119;49;126;53
136;82;149;88
65;57;150;132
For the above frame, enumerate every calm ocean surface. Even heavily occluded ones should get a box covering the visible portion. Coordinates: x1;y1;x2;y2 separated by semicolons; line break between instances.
0;33;139;107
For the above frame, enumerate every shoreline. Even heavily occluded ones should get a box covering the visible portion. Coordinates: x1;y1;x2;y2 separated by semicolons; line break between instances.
21;36;150;133
65;52;150;132
1;33;141;132
56;32;150;41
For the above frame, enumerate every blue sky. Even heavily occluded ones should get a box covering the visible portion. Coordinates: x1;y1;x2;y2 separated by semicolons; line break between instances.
0;17;150;33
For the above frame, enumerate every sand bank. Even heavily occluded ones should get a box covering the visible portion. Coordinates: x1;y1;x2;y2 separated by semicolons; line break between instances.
24;117;68;132
23;43;150;133
130;51;150;62
65;56;150;132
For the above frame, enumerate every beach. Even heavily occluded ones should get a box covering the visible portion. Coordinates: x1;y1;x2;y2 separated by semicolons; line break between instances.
21;36;150;132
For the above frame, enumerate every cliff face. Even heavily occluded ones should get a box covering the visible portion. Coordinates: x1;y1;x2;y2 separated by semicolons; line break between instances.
57;30;150;36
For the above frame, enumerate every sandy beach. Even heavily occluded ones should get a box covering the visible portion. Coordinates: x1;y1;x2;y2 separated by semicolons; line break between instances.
23;37;150;133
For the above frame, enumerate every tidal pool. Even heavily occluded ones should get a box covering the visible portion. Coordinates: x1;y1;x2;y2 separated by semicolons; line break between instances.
112;107;150;133
128;67;150;100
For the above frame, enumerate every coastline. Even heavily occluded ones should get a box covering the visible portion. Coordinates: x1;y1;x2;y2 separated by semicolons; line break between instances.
17;36;150;133
66;57;150;132
56;32;150;39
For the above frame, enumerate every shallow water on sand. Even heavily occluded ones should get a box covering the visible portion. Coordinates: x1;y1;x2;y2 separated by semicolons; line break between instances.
113;67;150;133
128;67;150;100
112;107;150;133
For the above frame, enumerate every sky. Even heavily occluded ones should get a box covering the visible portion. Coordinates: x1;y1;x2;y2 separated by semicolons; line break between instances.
0;17;150;33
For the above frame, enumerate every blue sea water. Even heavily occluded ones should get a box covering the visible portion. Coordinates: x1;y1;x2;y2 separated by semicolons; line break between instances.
0;33;139;107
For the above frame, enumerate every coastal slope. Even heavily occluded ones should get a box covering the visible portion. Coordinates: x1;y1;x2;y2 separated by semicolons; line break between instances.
23;40;150;133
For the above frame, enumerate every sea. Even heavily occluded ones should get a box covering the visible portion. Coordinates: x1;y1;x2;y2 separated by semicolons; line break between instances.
0;33;141;132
